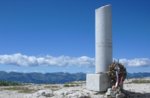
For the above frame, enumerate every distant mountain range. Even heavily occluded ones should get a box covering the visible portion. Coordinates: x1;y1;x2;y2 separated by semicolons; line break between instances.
127;72;150;79
0;71;150;84
0;71;85;84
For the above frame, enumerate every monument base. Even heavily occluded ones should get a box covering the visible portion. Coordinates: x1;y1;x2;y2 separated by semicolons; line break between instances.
86;73;110;92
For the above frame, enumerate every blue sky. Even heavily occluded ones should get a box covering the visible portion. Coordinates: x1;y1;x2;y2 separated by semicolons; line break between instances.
0;0;150;73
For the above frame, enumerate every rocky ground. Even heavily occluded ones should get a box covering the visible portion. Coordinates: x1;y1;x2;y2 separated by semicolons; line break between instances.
0;79;150;98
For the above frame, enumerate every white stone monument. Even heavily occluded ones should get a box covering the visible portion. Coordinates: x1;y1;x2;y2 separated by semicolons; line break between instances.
86;4;112;92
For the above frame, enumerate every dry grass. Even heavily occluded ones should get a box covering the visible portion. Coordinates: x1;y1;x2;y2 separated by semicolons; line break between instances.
3;86;38;93
44;85;61;91
131;79;150;83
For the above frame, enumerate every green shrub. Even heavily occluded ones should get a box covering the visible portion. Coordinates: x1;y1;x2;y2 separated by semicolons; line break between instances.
0;80;21;86
64;83;70;87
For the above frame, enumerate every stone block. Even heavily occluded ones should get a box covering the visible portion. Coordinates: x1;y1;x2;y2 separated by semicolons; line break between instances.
86;73;110;92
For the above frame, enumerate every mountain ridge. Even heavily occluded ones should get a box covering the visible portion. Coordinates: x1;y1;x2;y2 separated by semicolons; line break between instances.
0;71;150;84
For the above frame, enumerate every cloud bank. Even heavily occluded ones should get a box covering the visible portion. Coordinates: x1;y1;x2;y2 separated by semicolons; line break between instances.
0;53;95;67
119;58;150;67
0;53;149;67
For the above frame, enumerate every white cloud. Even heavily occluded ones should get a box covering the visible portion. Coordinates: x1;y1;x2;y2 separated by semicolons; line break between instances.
119;58;150;67
0;53;149;67
0;53;95;67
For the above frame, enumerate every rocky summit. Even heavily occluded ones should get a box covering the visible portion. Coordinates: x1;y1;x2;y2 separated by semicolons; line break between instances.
0;79;150;98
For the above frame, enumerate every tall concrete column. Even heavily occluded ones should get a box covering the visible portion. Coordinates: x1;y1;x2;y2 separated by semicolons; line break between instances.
95;5;112;73
86;5;112;92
